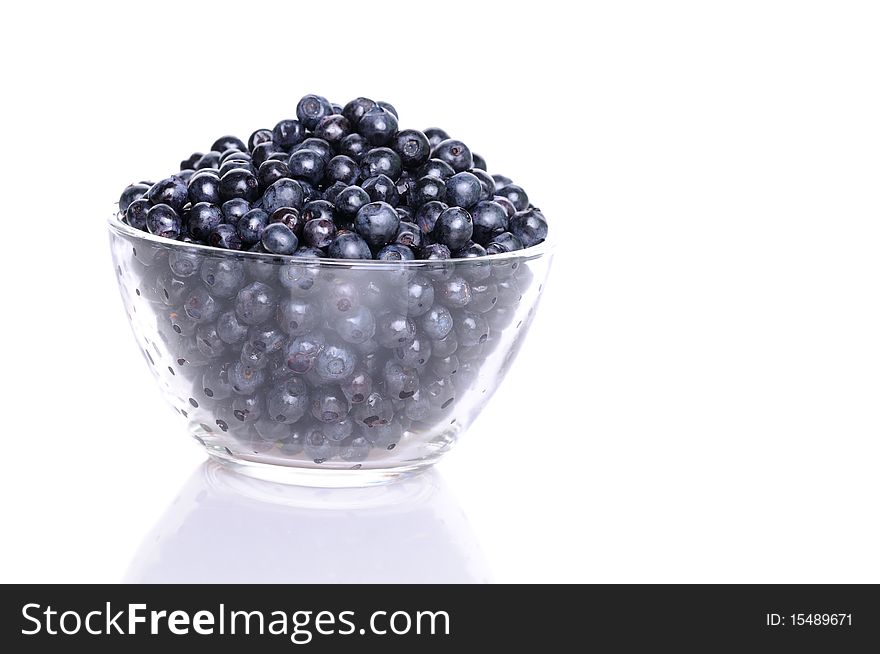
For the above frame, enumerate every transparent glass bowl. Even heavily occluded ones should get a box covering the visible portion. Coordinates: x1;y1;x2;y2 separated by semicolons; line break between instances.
108;216;553;486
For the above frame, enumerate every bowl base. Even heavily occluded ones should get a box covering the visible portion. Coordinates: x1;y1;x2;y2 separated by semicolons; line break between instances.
207;451;437;488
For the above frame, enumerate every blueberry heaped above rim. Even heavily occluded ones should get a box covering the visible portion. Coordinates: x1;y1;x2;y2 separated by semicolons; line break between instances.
118;94;548;259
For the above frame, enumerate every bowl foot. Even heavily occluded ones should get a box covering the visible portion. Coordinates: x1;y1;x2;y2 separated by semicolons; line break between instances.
207;452;437;488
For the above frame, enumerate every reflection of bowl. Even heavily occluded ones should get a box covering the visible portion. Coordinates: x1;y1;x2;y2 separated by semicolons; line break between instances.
109;216;553;486
126;462;490;583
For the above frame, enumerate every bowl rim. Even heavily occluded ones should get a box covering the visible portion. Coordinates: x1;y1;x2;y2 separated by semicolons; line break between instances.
107;213;555;267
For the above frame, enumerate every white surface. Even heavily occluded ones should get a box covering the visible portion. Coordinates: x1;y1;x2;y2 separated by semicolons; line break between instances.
1;1;879;583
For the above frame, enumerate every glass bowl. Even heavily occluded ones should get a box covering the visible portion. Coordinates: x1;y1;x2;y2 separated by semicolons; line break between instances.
108;216;553;486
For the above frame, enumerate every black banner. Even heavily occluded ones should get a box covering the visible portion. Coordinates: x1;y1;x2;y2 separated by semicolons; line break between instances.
1;585;877;650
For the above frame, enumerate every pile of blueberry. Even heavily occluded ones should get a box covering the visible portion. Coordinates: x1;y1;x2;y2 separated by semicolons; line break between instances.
116;95;546;465
119;94;547;259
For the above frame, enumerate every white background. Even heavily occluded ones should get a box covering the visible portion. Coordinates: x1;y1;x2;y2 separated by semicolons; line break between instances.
1;1;878;583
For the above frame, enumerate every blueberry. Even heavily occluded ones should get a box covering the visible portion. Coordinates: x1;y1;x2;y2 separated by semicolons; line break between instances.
146;204;182;239
294;93;332;129
492;195;517;219
455;311;489;346
470;200;509;244
257;159;290;190
153;269;191;306
278;257;321;296
352;392;394;428
183;286;221;323
485;231;524;254
208;224;243;250
324;280;361;316
375;311;416;348
180;153;203;171
394;336;432;368
509;208;548;247
396;274;434;316
391;129;431;169
194;152;221;170
265;377;309;424
341;369;373;404
304;427;337;463
322;181;350;205
383;360;419;399
284;332;326;374
424;127;450;149
322;417;355;442
235;281;277;325
360;147;402;179
287;149;325;185
334;185;371;218
221;198;251;223
314;114;351;143
419;158;455;180
119;183;150;213
420;304;453;340
236;208;269;247
248;128;274;152
302;217;337;249
423;375;455;409
444;171;482;209
125;197;151;230
260;222;298;255
291;137;334;163
277;296;320;335
437;275;472;308
311;387;350;423
395;221;423;248
202;362;235;402
269;206;305;237
219;168;259;202
338;133;369;161
228;362;267;395
216;309;249;345
342;97;377;125
186;172;220;205
325;155;360;186
420;242;451;261
430;353;459;378
272;119;306;150
404;391;433;422
362;420;402;448
496;184;529;211
395;205;414;222
472;153;487;170
355;202;400;248
253;416;291;443
168;249;201;277
200;258;244;297
327;231;372;259
431;330;458;358
315;341;358;381
196;322;227;358
432;206;473;250
232;393;265;425
220;148;250;164
467;167;494;201
335;305;376;344
211;135;246;153
339;436;371;462
357;107;399;145
432;139;473;172
408;175;446;207
182;203;219;241
262;178;304;214
251;141;281;168
301;199;336;224
376;243;415;262
362;174;400;206
148;177;189;212
413;201;447;236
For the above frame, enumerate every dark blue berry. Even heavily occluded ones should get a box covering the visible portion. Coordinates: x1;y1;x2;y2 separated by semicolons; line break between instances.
201;258;244;297
302;217;337;249
315;341;358;381
262;178;304;213
408;176;446;207
335;306;377;344
418;158;455;180
334;185;371;217
301;200;336;224
184;286;221;323
375;311;416;348
357;107;398;145
432;139;473;172
208;224;243;250
376;243;415;261
327;231;372;259
248;128;274;152
217;309;249;345
125;198;151;230
287;149;325;185
314;114;351;143
424;127;450;149
148;177;188;212
187;203;223;241
485;231;524;254
168;249;201;277
235;281;277;325
355;201;400;248
360;147;402;179
269;207;305;237
311;387;350;423
342;97;377;125
219;168;259;202
211;135;246;153
419;304;453;340
260;222;298;255
432;206;473;250
470;200;509;244
119;183;150;213
187;171;221;205
296;94;333;130
322;181;350;205
277;297;321;335
180;153;203;171
415;200;447;235
325;155;360;186
251;141;281;167
492;194;517;218
272;119;306;150
392;129;431;168
496;184;529;211
362;174;400;206
338;133;369;161
291;137;334;163
284;332;326;374
146;204;182;239
509;208;548;247
472;153;487;170
194;152;221;169
437;275;472;308
257;159;290;190
469;168;495;201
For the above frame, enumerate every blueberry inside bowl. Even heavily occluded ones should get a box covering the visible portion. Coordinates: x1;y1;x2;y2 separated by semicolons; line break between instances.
109;95;553;486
